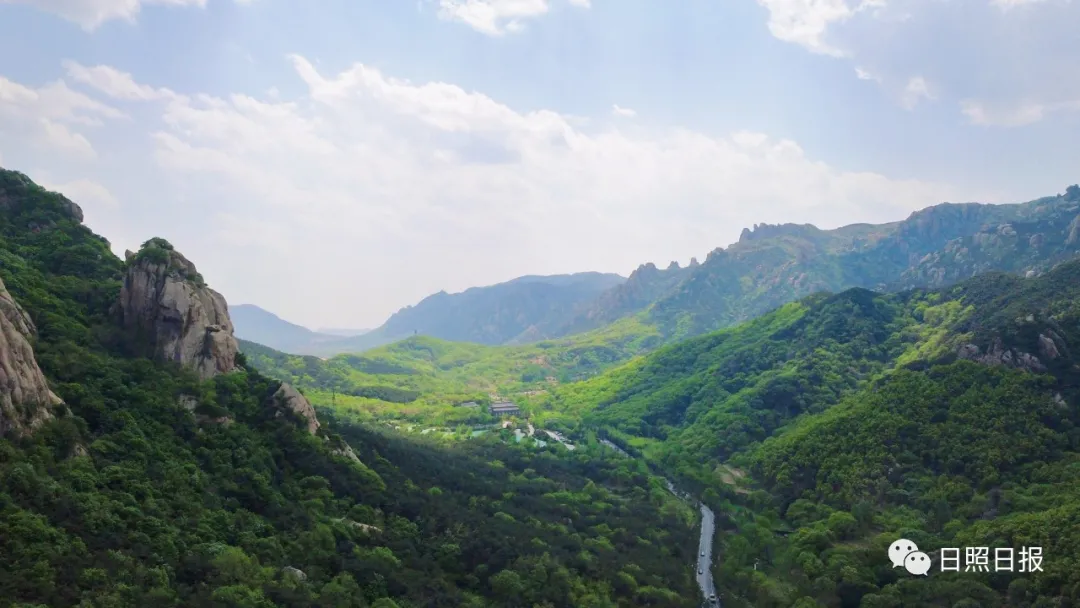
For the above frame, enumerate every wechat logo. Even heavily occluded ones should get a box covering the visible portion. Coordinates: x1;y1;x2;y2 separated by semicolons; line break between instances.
889;539;931;576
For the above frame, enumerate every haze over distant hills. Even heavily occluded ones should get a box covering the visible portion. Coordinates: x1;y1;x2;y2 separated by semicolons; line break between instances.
230;304;352;354
236;272;627;356
243;185;1080;358
315;327;371;337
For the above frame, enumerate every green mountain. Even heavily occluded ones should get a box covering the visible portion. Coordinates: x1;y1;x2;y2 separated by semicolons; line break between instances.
236;311;663;428
255;187;1080;362
540;252;1080;607
298;272;627;357
0;168;699;607
572;187;1080;342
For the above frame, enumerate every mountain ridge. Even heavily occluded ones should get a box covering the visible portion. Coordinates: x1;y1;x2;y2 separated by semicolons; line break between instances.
0;165;700;607
575;187;1080;341
294;271;627;356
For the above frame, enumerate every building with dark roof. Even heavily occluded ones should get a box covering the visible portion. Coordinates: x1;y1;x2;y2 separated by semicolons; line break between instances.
489;401;520;417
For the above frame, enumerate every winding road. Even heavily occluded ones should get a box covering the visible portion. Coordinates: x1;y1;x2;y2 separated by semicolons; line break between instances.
601;440;718;606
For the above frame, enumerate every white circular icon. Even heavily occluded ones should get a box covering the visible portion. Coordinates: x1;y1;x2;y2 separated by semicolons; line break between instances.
904;551;931;575
888;538;919;568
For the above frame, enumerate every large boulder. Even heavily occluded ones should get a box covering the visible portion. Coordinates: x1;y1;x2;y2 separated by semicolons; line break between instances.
270;382;321;435
0;276;63;436
116;238;239;380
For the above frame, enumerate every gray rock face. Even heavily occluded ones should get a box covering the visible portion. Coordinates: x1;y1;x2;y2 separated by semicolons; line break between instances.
1038;332;1065;361
957;338;1047;373
281;566;307;582
270;382;321;435
1067;214;1080;246
117;243;239;380
0;276;62;436
331;441;361;463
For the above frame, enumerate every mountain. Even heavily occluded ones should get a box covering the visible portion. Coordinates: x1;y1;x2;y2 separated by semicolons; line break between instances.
248;185;1080;361
305;271;627;356
0;168;699;607
571;187;1080;341
231;303;351;354
541;255;1080;607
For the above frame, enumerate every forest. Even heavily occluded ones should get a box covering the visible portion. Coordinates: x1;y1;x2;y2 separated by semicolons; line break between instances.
0;169;699;608
7;162;1080;608
536;260;1080;607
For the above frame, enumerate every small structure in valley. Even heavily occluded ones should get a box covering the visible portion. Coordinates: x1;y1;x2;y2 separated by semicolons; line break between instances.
489;401;520;418
459;401;479;408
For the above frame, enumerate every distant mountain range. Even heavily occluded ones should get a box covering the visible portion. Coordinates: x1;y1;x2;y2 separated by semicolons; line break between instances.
241;185;1080;357
233;272;626;356
574;185;1080;340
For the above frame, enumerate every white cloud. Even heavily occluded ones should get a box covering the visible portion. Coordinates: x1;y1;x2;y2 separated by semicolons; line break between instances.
37;177;120;209
44;55;976;327
900;76;934;110
960;98;1080;127
0;0;256;30
39;119;98;158
754;0;1080;124
854;66;880;82
754;0;881;57
0;75;124;159
434;0;589;35
62;60;177;101
612;104;636;118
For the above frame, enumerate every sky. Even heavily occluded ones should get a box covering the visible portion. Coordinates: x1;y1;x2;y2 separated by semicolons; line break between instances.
0;0;1077;329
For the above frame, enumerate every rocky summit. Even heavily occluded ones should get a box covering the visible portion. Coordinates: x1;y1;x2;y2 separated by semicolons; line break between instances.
0;275;62;437
116;238;240;380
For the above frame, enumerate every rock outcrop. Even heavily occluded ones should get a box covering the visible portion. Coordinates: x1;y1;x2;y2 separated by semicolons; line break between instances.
269;382;321;435
116;239;239;380
0;276;63;436
957;338;1047;373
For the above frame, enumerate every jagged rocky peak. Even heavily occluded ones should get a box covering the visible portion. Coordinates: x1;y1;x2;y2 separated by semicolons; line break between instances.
0;275;63;437
666;261;680;271
269;382;321;435
116;238;239;380
629;262;660;278
738;222;820;243
688;257;700;268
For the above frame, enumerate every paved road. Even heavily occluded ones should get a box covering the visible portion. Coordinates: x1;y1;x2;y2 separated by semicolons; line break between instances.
599;438;719;606
696;504;718;606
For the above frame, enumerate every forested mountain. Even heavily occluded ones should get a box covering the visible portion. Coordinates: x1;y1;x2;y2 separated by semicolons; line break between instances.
541;252;1080;606
571;186;1080;341
231;304;353;355
0;168;699;608
296;272;627;356
247;187;1080;361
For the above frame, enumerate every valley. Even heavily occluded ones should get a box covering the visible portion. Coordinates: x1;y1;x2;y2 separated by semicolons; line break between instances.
232;181;1080;606
3;165;1080;607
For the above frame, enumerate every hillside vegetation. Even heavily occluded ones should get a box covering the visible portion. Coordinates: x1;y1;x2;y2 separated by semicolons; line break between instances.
0;168;699;608
239;315;662;427
536;255;1080;607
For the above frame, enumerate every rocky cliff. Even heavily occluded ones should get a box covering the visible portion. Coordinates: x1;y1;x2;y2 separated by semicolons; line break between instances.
269;382;321;435
116;238;239;380
0;276;62;436
117;238;323;435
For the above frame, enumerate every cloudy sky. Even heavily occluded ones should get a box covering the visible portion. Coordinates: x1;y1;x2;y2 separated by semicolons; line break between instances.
1;0;1077;329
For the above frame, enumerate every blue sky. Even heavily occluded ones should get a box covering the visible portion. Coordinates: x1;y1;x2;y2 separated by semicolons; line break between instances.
0;0;1077;328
